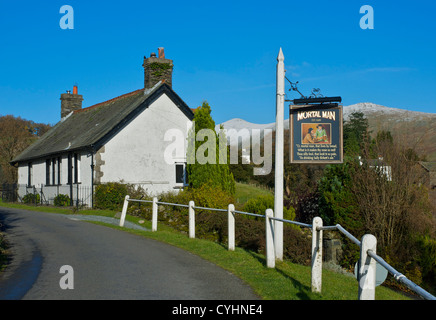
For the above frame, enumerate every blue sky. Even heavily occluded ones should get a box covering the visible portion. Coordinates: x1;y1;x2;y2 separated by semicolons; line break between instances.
0;0;435;125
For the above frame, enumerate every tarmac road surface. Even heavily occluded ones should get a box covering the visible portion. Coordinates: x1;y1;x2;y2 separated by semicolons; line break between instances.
0;207;259;300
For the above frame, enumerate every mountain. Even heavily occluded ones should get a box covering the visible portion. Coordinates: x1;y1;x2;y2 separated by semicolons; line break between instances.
216;103;436;161
344;103;436;161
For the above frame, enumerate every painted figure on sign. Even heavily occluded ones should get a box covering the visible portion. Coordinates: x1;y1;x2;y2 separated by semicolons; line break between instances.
315;125;328;143
303;128;315;144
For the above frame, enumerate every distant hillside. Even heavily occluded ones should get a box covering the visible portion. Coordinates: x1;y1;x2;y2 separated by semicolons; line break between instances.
217;102;436;161
344;103;436;161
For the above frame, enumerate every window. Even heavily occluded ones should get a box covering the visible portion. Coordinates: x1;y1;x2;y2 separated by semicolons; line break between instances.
46;159;51;185
67;154;72;185
28;162;33;186
46;158;60;185
52;158;56;185
175;163;186;184
57;157;61;185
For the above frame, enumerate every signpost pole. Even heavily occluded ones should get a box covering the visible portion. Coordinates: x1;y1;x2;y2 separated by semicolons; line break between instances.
274;48;285;261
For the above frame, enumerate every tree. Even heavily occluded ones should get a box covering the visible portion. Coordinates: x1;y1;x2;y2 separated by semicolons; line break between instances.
0;115;52;184
343;111;370;157
186;102;235;195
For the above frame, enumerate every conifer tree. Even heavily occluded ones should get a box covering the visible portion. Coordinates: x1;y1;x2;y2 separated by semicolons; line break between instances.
186;101;235;195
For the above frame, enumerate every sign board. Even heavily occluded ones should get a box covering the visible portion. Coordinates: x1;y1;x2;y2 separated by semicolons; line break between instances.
289;103;343;164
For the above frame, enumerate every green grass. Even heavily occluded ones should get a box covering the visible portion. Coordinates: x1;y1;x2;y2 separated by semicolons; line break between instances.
235;182;273;205
0;200;410;300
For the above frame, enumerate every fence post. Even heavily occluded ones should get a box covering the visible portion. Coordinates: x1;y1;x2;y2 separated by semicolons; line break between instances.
265;209;275;268
228;204;235;251
152;197;158;232
311;217;323;293
189;200;195;239
119;195;129;227
358;234;377;300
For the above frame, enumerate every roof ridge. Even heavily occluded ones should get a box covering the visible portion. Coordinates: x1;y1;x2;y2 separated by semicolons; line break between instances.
74;88;144;114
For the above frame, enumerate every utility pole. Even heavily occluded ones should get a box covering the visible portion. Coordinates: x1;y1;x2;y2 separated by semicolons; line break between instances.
274;48;285;261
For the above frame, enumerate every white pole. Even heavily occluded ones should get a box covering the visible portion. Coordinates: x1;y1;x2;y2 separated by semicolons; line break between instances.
189;200;195;239
311;217;323;293
265;209;275;268
120;195;129;227
358;234;377;300
228;204;235;251
274;47;285;261
152;196;158;232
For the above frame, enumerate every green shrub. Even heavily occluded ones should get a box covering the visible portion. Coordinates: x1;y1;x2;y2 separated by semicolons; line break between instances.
54;194;70;207
417;235;436;291
22;193;40;204
94;182;129;211
242;194;296;221
157;184;234;242
94;182;151;212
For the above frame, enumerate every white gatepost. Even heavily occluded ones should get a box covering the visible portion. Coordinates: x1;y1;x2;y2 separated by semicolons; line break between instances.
274;48;285;261
265;209;275;268
152;197;158;232
189;200;195;239
311;217;323;293
119;195;129;227
358;234;377;300
228;204;235;251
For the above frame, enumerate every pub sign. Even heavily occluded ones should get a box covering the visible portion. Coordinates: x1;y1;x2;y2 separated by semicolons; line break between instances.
290;103;343;164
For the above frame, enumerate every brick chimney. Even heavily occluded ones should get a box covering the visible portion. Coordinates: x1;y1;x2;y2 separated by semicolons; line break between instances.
142;47;173;89
60;85;83;118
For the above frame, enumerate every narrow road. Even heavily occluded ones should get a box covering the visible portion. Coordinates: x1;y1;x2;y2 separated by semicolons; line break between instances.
0;207;259;300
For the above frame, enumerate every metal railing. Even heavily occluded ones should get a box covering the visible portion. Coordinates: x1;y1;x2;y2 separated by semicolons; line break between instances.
4;183;93;208
120;195;436;300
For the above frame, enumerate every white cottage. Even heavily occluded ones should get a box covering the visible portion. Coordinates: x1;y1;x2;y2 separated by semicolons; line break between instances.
11;48;194;206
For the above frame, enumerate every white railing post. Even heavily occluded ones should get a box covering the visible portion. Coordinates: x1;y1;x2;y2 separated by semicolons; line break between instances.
311;217;323;293
358;234;377;300
152;196;158;232
119;195;129;227
228;204;235;251
189;200;195;239
265;209;275;268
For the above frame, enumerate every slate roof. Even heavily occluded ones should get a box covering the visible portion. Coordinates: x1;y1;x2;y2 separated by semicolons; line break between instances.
419;162;436;188
11;82;194;164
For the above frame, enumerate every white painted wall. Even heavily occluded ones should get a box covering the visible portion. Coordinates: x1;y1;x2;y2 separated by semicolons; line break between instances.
98;93;191;196
17;151;94;205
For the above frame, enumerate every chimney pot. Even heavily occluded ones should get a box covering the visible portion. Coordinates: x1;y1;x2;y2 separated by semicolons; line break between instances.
158;47;165;59
73;85;78;95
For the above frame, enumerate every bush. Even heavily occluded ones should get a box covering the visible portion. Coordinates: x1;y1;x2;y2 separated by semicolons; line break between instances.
94;182;129;211
54;194;70;207
242;194;296;221
94;182;151;212
417;235;436;292
22;193;40;204
157;184;234;242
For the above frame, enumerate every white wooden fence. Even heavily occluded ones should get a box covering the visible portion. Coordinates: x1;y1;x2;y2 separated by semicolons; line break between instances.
120;195;436;300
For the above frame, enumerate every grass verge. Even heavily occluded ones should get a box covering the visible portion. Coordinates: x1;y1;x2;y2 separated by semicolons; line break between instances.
235;182;273;205
0;200;410;300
